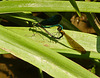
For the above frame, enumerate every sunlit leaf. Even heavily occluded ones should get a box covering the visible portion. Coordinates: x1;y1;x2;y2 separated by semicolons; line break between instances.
0;25;98;78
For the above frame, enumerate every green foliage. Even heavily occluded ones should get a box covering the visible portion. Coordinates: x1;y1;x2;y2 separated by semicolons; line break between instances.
0;0;100;78
0;25;98;78
0;1;100;13
69;0;81;16
86;13;100;36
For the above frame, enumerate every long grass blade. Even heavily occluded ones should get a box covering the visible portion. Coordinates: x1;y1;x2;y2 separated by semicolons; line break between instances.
86;13;100;36
0;1;100;13
69;0;81;16
3;27;100;59
0;25;98;78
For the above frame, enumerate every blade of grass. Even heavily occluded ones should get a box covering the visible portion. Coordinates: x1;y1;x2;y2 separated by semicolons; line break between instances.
1;13;41;24
0;12;80;31
0;1;100;13
0;14;31;26
86;13;100;36
38;69;44;78
56;49;100;59
7;27;100;53
1;46;100;60
85;0;91;1
5;27;100;60
0;48;9;54
69;0;81;16
1;26;100;60
0;25;98;78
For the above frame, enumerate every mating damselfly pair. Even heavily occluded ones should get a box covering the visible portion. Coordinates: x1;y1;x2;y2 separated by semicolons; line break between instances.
30;15;64;39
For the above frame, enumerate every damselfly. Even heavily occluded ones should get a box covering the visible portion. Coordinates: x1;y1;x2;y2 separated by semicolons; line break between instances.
32;15;64;39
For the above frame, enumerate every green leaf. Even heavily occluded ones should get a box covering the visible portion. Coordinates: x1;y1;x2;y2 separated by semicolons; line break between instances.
0;12;80;31
0;48;9;54
69;0;81;16
0;14;30;26
86;13;100;36
5;27;100;59
0;25;98;78
0;1;100;13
